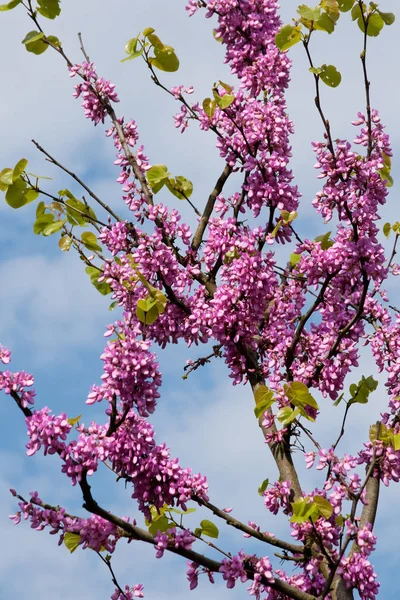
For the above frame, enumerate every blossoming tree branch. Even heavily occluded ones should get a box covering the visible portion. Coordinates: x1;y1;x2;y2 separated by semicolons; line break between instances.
0;0;398;598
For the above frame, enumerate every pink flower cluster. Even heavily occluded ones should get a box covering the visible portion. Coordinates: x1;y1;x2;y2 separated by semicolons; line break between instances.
70;62;119;125
0;349;35;408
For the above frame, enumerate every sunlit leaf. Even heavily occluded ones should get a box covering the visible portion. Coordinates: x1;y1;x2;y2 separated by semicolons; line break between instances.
199;520;219;539
64;532;81;553
275;24;302;51
85;266;112;295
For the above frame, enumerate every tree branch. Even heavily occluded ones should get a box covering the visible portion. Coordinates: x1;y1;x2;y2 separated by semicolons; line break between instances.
191;163;232;251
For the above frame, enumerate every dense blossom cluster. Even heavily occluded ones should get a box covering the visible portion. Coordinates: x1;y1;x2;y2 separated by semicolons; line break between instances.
70;62;120;125
10;491;122;554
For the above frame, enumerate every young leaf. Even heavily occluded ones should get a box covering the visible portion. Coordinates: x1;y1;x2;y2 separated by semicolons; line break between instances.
59;235;73;251
275;25;302;51
64;532;81;553
277;406;298;425
313;495;333;519
315;231;333;250
199;520;219;539
5;178;30;209
37;0;61;19
290;252;302;266
377;10;395;26
0;167;13;188
22;30;48;55
146;164;169;193
12;158;28;182
85;266;112;295
0;0;22;10
67;414;82;426
81;231;102;252
297;5;321;21
338;0;354;11
319;64;342;88
258;478;269;496
42;219;65;236
150;45;179;72
34;214;54;234
254;385;275;419
203;98;217;118
315;12;336;33
165;176;193;200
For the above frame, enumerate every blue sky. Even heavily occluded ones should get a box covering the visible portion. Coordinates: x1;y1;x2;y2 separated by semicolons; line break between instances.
0;1;399;598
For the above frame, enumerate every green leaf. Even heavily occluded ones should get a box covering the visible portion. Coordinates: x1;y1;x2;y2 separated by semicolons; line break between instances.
258;478;269;496
297;5;321;21
383;223;392;237
254;385;276;419
0;168;13;187
147;33;164;49
136;292;165;326
338;0;354;11
321;0;340;21
143;27;155;37
392;433;400;451
315;12;336;33
333;392;344;407
290;252;302;266
363;12;385;36
336;514;345;527
379;166;393;187
377;10;395;26
36;201;45;217
203;97;217;118
64;196;96;226
109;300;118;311
213;29;222;44
37;0;60;19
67;414;82;426
81;231;102;252
42;219;65;236
59;235;73;251
351;3;363;20
286;381;319;410
64;532;81;553
121;35;144;62
313;495;333;519
319;64;341;87
22;30;49;55
34;214;54;234
147;515;173;537
275;24;302;51
25;189;39;203
393;222;400;234
349;375;378;405
22;31;45;44
277;406;298;425
212;88;235;109
46;34;60;48
165;176;193;200
0;0;21;10
219;80;233;93
146;164;169;194
150;45;179;72
5;178;31;208
12;158;28;182
85;266;112;295
199;520;219;539
290;498;319;523
315;231;333;250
